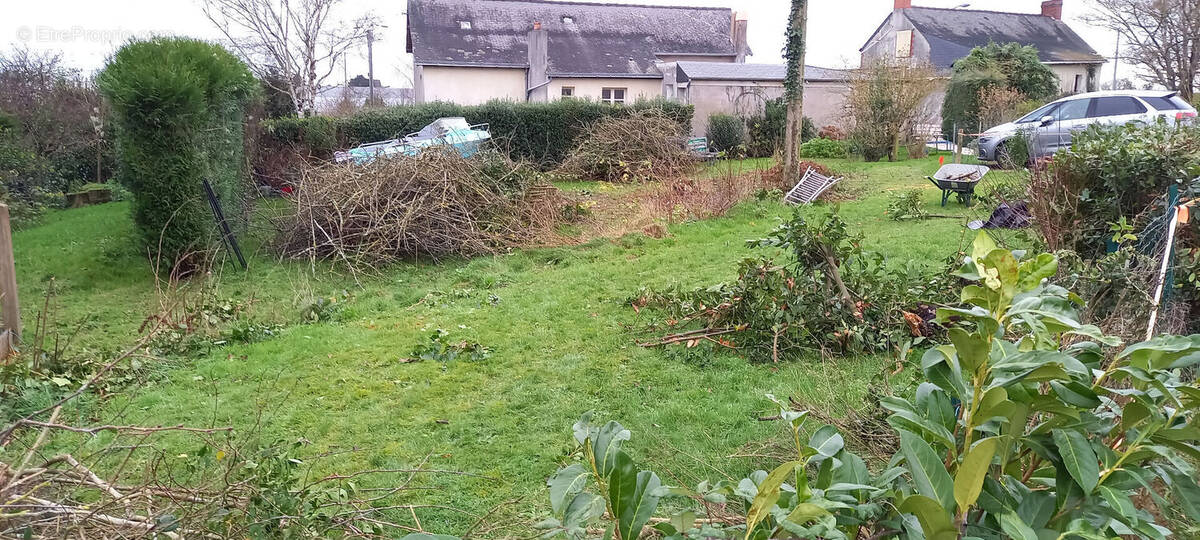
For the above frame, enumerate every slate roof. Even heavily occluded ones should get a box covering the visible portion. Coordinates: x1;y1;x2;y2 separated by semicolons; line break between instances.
407;0;737;77
864;7;1105;69
675;62;850;82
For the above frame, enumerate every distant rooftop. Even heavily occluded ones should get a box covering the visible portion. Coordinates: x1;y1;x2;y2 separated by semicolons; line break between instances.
864;6;1105;69
676;62;850;82
407;0;737;76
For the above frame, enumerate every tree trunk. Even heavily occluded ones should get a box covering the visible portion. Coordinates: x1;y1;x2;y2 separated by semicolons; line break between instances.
782;0;808;183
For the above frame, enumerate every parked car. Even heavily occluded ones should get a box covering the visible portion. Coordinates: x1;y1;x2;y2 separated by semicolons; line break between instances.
334;117;491;165
977;90;1197;164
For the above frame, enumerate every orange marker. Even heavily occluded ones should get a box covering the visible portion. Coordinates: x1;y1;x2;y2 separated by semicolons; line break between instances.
939;155;945;165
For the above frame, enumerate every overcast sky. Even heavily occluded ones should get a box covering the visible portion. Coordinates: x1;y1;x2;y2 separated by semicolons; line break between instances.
2;0;1125;87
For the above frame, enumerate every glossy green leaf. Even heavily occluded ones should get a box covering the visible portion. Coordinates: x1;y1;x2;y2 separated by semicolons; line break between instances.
899;494;957;540
1098;486;1135;519
954;437;998;513
1052;429;1099;494
1117;334;1200;371
1049;380;1101;408
608;452;661;540
899;430;955;510
1167;470;1200;522
742;460;801;540
548;463;590;515
807;425;844;460
592;421;631;478
999;511;1038;540
949;327;989;373
1017;252;1057;291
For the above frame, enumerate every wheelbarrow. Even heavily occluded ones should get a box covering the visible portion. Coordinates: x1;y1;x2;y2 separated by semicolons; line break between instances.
927;164;990;206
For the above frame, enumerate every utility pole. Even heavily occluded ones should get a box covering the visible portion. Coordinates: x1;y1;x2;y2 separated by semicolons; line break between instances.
367;27;376;104
1112;33;1119;89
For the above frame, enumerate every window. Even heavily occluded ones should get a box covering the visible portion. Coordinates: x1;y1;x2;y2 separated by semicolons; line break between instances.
1144;95;1191;111
560;86;575;98
601;87;626;104
458;20;471;30
1053;98;1091;121
1073;74;1082;93
1088;96;1148;117
1017;102;1060;123
895;30;913;58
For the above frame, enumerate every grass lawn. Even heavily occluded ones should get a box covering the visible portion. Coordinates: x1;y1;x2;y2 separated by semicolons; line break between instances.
10;155;1026;533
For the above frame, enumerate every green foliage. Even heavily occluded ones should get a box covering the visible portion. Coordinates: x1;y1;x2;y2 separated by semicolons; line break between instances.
743;99;812;158
942;42;1059;135
1044;122;1200;257
409;328;491;365
536;234;1200;540
0;126;58;224
783;0;807;102
262;98;694;167
885;189;929;221
705;113;745;153
98;38;259;269
798;137;848;159
635;209;954;360
538;413;661;540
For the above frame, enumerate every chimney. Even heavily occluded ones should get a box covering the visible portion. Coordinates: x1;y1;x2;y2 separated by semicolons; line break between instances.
526;25;549;102
894;0;912;9
733;16;749;63
1041;0;1063;20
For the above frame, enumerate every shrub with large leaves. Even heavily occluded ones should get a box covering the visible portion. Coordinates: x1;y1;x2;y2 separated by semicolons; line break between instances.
884;231;1200;538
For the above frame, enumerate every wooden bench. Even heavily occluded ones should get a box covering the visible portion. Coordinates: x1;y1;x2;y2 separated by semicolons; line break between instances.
687;137;719;162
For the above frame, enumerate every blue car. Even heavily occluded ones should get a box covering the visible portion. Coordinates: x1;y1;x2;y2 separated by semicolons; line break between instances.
334;117;492;165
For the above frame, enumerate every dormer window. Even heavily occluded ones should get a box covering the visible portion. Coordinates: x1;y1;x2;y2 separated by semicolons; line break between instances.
458;20;472;30
562;16;574;24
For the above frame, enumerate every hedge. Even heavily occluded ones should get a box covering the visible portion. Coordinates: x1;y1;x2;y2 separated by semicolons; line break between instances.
99;38;258;269
262;98;694;167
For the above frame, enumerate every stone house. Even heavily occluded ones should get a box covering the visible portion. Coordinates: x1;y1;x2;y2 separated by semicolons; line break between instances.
405;0;849;135
861;0;1107;94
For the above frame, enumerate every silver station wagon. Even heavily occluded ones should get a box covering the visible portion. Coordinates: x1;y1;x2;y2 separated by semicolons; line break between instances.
977;90;1197;164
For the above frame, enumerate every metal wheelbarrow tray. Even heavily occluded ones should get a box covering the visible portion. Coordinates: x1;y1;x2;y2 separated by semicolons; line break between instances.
927;164;990;206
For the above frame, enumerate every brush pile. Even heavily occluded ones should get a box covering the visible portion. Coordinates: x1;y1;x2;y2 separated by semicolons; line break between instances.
560;110;694;182
277;148;560;267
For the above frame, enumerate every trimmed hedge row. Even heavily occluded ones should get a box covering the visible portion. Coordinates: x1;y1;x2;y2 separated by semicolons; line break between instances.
263;98;693;166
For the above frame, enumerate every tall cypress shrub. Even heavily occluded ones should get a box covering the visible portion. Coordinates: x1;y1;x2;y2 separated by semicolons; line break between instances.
98;38;257;270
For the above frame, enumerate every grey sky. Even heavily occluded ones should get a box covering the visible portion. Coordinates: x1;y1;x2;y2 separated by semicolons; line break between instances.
2;0;1125;87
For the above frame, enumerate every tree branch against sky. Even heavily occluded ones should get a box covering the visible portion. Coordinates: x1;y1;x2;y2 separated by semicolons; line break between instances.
1084;0;1200;100
200;0;377;114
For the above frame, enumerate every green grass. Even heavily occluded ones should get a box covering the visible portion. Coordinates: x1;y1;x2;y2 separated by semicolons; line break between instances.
11;156;1027;533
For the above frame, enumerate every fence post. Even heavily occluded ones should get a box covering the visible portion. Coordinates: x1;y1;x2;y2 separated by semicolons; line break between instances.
0;204;19;356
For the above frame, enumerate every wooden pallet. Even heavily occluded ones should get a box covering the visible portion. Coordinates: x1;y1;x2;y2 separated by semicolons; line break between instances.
784;167;842;205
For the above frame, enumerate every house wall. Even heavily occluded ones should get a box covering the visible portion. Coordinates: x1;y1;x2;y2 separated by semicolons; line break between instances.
418;66;527;104
860;11;933;68
682;80;850;136
1048;64;1096;94
549;78;664;102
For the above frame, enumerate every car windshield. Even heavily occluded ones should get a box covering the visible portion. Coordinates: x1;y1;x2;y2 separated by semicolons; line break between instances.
1016;102;1059;123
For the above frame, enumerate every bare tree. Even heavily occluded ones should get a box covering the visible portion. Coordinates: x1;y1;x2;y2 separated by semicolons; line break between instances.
200;0;376;114
1085;0;1200;101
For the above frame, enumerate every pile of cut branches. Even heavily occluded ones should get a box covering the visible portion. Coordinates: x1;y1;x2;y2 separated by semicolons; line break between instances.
631;209;954;362
560;110;694;183
276;149;562;269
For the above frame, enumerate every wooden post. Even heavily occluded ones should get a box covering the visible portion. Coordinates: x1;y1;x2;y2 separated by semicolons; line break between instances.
954;130;964;164
0;204;19;355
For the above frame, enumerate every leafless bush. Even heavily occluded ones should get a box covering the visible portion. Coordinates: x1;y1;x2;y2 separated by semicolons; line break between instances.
275;149;561;271
977;86;1028;129
1026;160;1085;251
560;110;695;182
845;60;938;161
